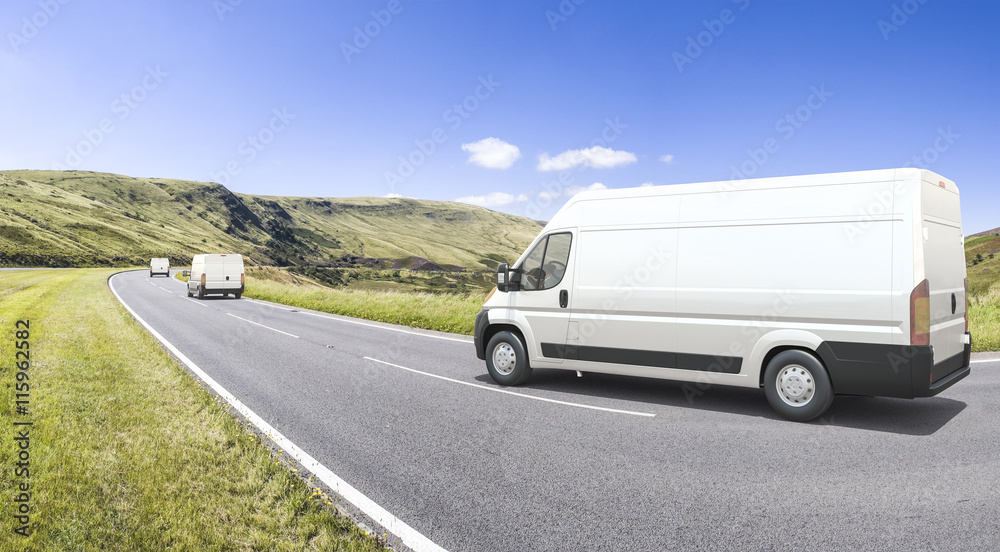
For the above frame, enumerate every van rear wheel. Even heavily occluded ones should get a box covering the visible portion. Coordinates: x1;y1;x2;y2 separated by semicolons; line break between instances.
763;350;834;422
486;331;532;386
197;286;204;300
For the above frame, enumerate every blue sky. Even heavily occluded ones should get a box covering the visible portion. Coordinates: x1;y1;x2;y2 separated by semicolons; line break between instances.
1;0;997;232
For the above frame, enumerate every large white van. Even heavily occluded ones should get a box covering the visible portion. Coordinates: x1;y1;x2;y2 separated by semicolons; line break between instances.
474;168;971;421
149;257;170;277
187;254;245;299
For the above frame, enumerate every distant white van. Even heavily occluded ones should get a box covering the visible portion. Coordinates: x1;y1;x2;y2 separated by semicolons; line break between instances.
187;254;245;299
474;168;971;421
149;257;170;277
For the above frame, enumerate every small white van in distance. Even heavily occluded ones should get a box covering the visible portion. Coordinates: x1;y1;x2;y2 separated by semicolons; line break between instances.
187;254;245;299
149;257;170;277
474;168;971;421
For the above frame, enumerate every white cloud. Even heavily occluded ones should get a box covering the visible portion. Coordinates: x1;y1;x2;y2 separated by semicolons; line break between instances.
383;193;404;198
640;181;655;187
659;154;675;164
461;137;521;169
538;182;607;202
566;182;607;196
454;191;529;208
537;146;637;171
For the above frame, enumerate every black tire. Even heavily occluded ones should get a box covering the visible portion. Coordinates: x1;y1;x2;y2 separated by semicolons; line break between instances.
186;286;192;298
234;292;242;299
485;331;532;386
197;286;204;300
763;350;834;422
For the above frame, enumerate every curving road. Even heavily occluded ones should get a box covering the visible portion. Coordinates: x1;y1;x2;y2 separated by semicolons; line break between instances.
111;269;1000;552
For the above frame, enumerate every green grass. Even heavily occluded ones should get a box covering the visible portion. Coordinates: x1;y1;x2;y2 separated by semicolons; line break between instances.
245;277;485;335
969;285;1000;352
965;231;1000;352
0;269;388;552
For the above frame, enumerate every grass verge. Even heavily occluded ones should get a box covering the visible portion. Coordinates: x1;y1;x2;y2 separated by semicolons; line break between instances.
0;269;387;551
245;277;484;335
970;284;1000;352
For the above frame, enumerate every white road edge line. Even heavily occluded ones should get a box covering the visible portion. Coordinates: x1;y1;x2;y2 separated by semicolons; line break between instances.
299;310;470;343
244;298;297;311
108;273;448;552
226;313;300;339
363;356;656;418
971;359;998;364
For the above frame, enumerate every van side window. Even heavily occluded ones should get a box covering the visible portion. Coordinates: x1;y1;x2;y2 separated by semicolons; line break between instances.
519;232;572;291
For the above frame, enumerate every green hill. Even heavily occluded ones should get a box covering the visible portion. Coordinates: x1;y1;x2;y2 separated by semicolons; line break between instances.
0;170;541;270
966;227;1000;295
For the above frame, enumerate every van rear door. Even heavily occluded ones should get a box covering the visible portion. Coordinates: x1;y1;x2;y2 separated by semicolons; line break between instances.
920;175;967;369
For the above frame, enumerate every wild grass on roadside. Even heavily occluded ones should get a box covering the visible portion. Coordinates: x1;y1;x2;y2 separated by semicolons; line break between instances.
0;269;387;552
245;277;485;335
970;284;1000;352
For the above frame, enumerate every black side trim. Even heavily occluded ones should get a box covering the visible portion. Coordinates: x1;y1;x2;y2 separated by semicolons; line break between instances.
474;309;488;360
817;340;971;399
541;343;741;374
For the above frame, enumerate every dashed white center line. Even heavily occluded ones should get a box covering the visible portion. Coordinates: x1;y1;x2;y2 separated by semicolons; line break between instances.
363;356;655;418
227;313;299;338
971;359;998;364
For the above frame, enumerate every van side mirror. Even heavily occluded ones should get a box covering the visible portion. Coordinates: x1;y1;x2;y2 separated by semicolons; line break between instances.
182;270;190;278
497;263;509;292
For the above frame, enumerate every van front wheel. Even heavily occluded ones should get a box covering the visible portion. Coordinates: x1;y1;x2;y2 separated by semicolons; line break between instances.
763;350;834;422
486;331;532;386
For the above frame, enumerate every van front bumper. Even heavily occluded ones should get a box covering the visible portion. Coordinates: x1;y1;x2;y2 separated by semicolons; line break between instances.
817;332;972;399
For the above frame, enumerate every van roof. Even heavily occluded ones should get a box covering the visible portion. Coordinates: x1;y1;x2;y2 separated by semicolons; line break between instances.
571;168;951;204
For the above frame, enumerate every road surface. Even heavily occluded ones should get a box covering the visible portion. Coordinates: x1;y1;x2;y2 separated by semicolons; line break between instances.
110;269;1000;552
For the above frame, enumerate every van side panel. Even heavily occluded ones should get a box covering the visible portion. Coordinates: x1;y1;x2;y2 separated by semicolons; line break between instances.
568;227;678;371
673;181;895;383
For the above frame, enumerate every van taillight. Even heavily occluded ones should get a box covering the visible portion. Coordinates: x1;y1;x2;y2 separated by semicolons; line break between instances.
200;273;206;287
910;279;930;346
241;273;245;287
964;277;968;333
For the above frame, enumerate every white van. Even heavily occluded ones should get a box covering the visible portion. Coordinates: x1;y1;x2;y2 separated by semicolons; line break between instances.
187;254;245;299
149;258;170;277
474;168;971;421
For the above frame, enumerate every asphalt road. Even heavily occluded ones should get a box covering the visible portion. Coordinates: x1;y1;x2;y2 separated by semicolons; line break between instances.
111;270;1000;552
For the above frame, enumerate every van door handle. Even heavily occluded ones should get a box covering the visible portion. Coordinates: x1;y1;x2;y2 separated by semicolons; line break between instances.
559;289;568;308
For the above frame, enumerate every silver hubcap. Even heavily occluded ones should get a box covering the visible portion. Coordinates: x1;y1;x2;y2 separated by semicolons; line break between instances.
492;343;517;375
776;364;815;407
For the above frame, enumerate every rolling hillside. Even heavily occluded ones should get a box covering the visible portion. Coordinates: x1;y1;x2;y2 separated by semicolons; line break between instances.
966;227;1000;296
0;170;541;270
